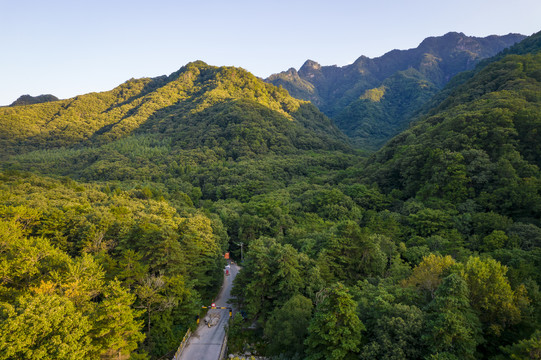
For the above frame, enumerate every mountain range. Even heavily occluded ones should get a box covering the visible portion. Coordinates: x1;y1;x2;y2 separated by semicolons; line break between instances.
366;30;541;218
1;30;541;360
0;62;348;157
267;32;526;149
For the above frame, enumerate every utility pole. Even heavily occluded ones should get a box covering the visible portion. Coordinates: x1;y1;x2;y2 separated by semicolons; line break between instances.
234;241;244;263
239;242;244;263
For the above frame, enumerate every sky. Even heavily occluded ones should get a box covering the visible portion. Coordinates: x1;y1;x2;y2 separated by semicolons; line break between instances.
1;0;540;106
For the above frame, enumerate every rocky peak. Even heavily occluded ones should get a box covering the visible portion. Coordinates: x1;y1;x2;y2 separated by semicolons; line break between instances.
300;60;321;70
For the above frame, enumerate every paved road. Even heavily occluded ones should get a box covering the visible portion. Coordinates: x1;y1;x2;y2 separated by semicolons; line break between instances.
179;263;239;360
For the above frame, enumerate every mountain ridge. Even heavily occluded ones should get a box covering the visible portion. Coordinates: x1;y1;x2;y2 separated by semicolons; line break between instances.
0;61;350;159
362;30;541;218
9;94;59;106
267;32;526;149
2;31;541;360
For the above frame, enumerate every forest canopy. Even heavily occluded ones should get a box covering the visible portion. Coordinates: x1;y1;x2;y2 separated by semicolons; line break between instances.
1;31;541;359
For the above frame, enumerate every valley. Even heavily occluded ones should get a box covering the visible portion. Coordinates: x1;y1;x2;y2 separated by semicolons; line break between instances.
0;30;540;360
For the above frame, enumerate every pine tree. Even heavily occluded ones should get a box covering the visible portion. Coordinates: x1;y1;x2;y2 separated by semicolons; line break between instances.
92;279;145;359
305;283;364;360
423;273;482;359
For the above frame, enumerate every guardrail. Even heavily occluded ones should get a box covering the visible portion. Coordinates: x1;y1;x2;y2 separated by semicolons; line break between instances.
171;328;192;360
218;333;228;360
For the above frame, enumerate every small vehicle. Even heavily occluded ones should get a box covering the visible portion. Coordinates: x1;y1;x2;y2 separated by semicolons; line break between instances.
204;313;221;327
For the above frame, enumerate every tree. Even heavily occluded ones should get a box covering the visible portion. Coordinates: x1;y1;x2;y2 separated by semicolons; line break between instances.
423;273;482;359
508;222;541;250
264;294;313;357
59;253;105;306
359;305;425;360
461;256;525;335
226;313;246;354
319;221;387;284
499;330;541;359
135;274;175;344
0;219;70;293
178;214;222;292
0;293;93;360
408;208;453;237
92;279;145;359
355;280;425;360
305;283;364;360
116;250;148;290
233;236;315;320
481;230;508;252
403;254;456;298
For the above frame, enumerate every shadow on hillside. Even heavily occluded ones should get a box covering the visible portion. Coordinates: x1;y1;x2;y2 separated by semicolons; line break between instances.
88;98;351;158
104;75;170;113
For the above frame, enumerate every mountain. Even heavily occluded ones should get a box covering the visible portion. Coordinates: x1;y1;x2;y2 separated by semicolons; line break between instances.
0;61;356;201
0;61;349;157
0;61;357;359
363;30;541;219
2;33;541;360
267;32;526;149
9;94;59;106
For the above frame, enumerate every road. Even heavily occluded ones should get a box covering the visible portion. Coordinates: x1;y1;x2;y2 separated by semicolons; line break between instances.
178;263;239;360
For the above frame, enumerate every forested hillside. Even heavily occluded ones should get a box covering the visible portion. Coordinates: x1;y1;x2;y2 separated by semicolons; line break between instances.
268;32;525;149
0;62;359;359
0;171;227;359
227;31;541;359
1;32;540;360
0;61;348;157
365;32;541;217
0;62;356;203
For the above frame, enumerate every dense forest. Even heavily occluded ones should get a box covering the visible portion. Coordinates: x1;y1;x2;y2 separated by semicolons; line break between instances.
267;32;525;150
1;30;540;360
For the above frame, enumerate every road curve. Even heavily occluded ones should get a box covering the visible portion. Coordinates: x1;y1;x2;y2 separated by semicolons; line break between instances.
178;263;239;360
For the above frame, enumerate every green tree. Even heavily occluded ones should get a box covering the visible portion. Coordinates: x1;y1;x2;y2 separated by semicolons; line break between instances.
461;256;525;335
92;279;145;359
499;330;541;359
178;214;222;293
423;273;482;359
135;274;175;345
226;313;246;354
403;254;456;298
116;250;148;290
319;221;387;284
355;280;425;360
233;236;316;320
0;293;93;360
408;209;453;237
305;283;364;360
264;294;313;357
0;219;70;293
359;305;425;360
481;230;509;252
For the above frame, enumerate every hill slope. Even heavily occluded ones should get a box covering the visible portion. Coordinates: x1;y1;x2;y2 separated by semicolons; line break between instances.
2;35;541;360
0;62;356;202
267;32;525;149
363;31;541;219
0;61;349;158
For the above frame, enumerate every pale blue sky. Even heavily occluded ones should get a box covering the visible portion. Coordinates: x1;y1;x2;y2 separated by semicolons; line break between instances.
1;0;540;105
